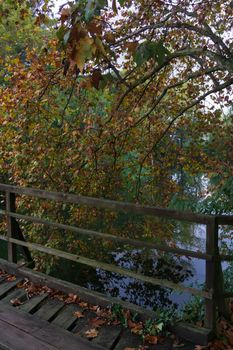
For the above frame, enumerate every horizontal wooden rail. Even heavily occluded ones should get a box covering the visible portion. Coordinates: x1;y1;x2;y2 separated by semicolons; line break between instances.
220;254;233;262
216;216;233;225
0;182;232;337
0;209;212;261
0;184;213;224
0;234;213;299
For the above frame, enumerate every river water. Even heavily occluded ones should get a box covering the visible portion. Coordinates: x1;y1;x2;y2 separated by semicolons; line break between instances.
0;220;232;313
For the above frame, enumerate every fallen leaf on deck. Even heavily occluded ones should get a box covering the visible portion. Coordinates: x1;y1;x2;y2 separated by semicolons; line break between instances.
10;298;23;306
79;301;88;308
6;275;16;281
65;293;79;304
144;334;158;344
73;311;84;318
89;305;99;311
84;328;99;339
90;317;106;327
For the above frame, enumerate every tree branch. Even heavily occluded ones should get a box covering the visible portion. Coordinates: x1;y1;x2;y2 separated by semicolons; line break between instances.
136;77;233;198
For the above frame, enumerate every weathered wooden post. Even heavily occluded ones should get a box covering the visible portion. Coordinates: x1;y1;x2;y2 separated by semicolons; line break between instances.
5;191;17;263
205;217;218;332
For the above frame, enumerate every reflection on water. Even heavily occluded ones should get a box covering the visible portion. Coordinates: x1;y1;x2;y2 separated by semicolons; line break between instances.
0;219;232;313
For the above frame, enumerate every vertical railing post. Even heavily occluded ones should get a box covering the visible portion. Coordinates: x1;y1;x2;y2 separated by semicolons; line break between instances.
205;217;218;331
5;191;17;263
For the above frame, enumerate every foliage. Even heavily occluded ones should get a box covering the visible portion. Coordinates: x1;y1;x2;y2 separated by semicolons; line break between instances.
182;296;205;325
0;0;232;328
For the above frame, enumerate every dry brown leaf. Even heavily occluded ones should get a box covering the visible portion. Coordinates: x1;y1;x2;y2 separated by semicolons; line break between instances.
89;305;99;311
73;311;84;318
10;298;23;306
89;317;106;327
144;334;158;345
79;301;88;308
84;328;99;339
6;275;16;281
65;293;78;304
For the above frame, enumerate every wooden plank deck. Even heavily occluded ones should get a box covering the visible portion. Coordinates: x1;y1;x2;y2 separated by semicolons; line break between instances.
0;263;195;350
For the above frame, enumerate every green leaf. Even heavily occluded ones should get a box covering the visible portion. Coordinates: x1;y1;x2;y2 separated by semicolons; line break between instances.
134;40;170;66
63;29;71;44
85;0;107;21
119;0;126;5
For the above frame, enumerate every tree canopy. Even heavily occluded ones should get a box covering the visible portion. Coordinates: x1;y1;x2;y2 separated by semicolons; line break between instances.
0;0;232;211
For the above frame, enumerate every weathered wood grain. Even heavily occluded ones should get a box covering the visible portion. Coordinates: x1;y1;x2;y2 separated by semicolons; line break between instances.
0;183;214;224
0;302;105;350
92;325;122;349
35;298;64;321
19;293;48;313
1;287;27;304
0;278;22;299
52;304;79;330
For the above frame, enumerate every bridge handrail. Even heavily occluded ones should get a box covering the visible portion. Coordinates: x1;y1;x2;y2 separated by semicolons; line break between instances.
0;183;233;333
0;183;222;224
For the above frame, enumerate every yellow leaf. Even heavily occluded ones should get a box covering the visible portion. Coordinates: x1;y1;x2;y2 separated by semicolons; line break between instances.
74;36;94;72
94;37;107;57
84;328;99;339
73;311;84;318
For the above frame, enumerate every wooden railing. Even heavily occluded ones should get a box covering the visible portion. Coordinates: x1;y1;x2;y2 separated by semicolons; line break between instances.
0;183;232;335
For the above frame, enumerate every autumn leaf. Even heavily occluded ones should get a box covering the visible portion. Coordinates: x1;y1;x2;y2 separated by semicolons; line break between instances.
6;275;16;282
60;8;71;24
65;293;79;304
10;298;23;306
84;328;99;339
89;317;106;327
89;305;99;312
144;334;158;345
79;302;88;308
72;36;95;72
73;311;84;318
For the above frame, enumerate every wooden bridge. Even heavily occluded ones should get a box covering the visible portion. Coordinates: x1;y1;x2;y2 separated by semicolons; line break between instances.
0;183;232;349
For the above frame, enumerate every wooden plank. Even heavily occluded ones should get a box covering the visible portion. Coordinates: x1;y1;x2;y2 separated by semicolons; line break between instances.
1;288;27;304
5;192;17;263
0;319;57;350
0;302;105;350
220;254;233;261
0;278;22;299
35;324;106;350
0;276;6;283
114;329;173;350
0;183;212;224
72;308;97;331
2;238;213;299
35;298;64;321
19;293;48;313
52;304;79;330
114;329;143;350
205;218;218;331
216;215;233;225
4;212;212;261
172;323;213;346
0;258;157;322
92;325;122;350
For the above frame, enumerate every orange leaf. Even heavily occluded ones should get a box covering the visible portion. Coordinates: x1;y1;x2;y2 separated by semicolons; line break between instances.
84;328;99;339
10;298;23;306
144;334;158;345
89;318;106;327
79;302;88;308
73;311;84;318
